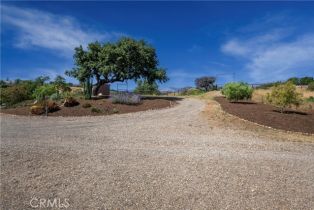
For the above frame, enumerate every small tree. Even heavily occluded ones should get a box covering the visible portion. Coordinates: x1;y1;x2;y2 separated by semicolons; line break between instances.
134;80;160;95
266;82;302;113
32;84;56;102
53;75;68;98
34;76;50;86
221;82;253;101
287;77;300;85
195;76;216;91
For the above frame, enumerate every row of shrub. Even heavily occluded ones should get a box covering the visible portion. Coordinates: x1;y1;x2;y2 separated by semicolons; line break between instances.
258;77;314;90
221;81;307;113
0;76;71;107
179;87;205;96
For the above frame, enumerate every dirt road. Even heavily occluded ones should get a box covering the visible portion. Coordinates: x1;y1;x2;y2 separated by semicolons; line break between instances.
1;98;314;209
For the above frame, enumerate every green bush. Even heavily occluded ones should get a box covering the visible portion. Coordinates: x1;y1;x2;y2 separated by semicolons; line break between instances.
0;84;33;106
308;82;314;91
306;96;314;102
266;82;303;113
179;87;205;96
300;77;314;85
33;84;56;102
50;93;62;101
134;80;160;95
221;82;253;101
186;88;205;95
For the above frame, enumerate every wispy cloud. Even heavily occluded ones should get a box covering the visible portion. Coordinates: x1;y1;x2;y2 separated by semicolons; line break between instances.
187;44;202;53
221;15;314;82
1;4;123;56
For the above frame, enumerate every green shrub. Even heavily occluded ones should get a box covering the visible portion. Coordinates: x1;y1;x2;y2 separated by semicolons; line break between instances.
91;107;102;113
187;88;204;95
266;82;303;113
0;84;34;106
134;80;160;95
221;82;253;101
33;84;56;102
299;77;314;85
180;87;205;96
112;108;119;113
308;82;314;91
306;96;314;102
82;103;92;108
50;93;62;101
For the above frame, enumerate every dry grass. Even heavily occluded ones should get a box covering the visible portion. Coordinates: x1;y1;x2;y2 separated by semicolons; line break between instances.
252;87;314;111
253;87;314;103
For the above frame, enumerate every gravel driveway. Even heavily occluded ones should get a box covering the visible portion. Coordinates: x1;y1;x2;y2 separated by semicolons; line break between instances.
1;98;314;209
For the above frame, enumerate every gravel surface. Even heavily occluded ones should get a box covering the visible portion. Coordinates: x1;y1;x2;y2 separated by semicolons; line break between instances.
1;98;314;209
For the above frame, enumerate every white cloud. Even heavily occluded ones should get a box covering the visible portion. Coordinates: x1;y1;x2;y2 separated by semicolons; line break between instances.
1;5;123;56
248;35;314;81
221;25;314;82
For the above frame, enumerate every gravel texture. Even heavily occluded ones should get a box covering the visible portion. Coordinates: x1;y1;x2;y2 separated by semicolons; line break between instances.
1;98;314;209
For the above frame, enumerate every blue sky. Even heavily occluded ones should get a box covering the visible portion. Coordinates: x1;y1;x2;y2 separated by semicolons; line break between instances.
1;1;314;90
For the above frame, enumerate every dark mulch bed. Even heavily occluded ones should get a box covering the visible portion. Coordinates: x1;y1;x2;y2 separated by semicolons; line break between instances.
215;96;314;134
0;97;181;117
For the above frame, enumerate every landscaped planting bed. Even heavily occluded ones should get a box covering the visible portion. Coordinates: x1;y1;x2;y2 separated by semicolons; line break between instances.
215;96;314;134
0;97;179;117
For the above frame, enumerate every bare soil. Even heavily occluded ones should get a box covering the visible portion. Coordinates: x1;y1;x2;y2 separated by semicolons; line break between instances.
215;96;314;134
0;97;180;117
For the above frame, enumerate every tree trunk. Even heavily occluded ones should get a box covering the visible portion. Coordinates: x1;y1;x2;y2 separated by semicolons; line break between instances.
84;78;92;100
93;79;107;96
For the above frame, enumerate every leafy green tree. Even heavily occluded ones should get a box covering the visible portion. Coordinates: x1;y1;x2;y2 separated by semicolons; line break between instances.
222;82;253;101
0;80;8;88
299;77;314;85
134;80;160;95
195;76;216;91
287;77;300;85
66;37;168;99
34;76;50;86
32;84;56;102
53;75;68;98
266;82;302;113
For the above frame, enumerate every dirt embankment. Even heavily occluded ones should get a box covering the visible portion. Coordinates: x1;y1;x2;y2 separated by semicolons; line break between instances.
0;97;181;117
215;96;314;134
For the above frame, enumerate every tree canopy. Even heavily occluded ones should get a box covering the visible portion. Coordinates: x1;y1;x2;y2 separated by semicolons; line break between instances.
66;37;168;98
195;76;216;91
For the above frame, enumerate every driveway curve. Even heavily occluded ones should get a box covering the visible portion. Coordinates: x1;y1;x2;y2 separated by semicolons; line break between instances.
1;98;314;209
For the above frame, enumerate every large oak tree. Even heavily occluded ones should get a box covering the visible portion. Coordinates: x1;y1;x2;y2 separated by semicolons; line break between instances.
66;37;168;99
